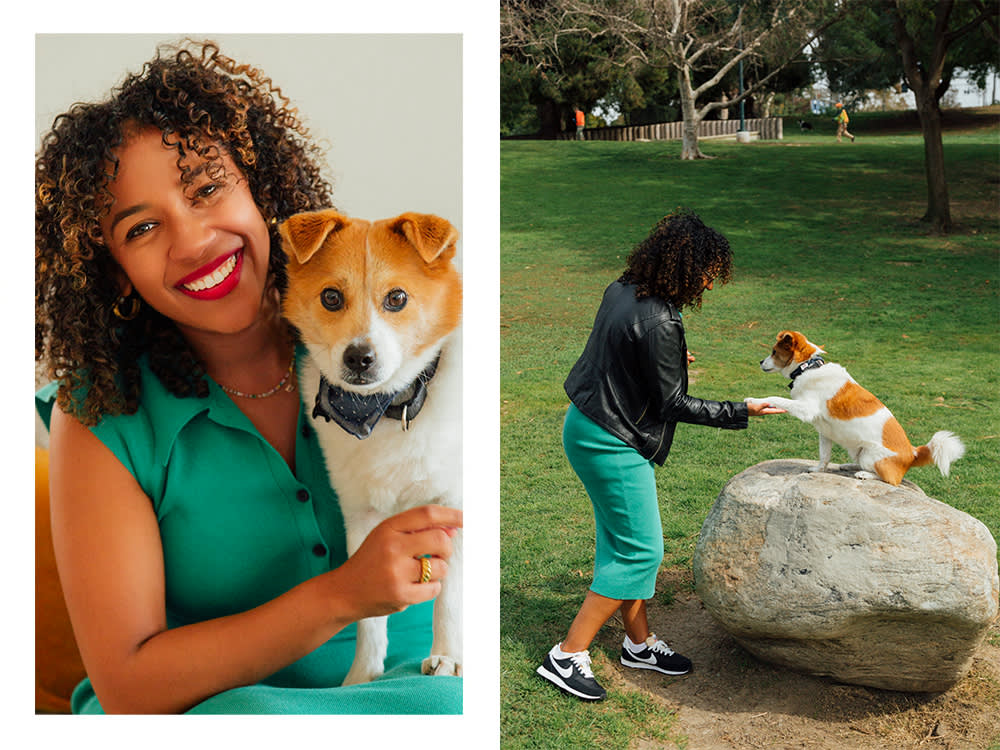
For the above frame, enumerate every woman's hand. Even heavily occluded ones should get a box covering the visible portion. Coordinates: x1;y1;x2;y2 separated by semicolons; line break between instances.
746;400;786;416
329;504;463;622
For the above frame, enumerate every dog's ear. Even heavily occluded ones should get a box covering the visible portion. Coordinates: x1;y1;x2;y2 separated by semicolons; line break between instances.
777;331;795;348
279;210;352;264
390;213;459;264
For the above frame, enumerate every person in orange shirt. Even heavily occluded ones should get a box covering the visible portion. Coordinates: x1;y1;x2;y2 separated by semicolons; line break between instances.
575;108;586;140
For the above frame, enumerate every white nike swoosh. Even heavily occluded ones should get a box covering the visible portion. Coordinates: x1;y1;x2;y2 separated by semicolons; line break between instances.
628;652;658;665
553;659;576;679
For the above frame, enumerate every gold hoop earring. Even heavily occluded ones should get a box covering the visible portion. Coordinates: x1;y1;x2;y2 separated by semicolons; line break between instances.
112;294;141;321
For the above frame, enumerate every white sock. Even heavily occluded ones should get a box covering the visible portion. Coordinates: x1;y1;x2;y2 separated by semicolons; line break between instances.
624;634;649;653
554;642;583;658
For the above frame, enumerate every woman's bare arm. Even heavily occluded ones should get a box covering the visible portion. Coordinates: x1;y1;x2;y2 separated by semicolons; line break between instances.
48;405;460;714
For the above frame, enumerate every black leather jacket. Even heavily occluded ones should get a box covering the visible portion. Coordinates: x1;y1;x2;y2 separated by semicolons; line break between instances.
564;280;748;465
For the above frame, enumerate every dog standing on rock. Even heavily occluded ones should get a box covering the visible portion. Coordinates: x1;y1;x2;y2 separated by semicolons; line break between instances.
280;209;463;685
745;330;964;486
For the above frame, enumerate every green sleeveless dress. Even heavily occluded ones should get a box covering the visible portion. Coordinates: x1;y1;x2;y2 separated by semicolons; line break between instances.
35;347;461;714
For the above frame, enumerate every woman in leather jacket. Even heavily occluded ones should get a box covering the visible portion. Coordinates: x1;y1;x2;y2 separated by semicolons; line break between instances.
536;210;783;701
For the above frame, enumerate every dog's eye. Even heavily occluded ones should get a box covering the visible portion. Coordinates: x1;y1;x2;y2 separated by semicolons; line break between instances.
320;288;344;311
384;288;408;312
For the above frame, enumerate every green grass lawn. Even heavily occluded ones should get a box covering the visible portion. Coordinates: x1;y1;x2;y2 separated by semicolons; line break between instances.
499;121;999;748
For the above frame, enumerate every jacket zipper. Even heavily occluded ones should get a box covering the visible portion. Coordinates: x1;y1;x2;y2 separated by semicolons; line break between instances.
636;400;668;458
635;400;649;425
653;422;668;457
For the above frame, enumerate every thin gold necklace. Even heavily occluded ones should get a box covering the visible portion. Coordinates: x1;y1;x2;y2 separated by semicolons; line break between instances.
218;355;296;399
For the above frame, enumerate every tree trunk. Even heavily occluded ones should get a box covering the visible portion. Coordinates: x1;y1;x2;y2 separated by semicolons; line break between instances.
914;95;952;232
760;91;775;118
678;68;710;160
885;0;958;233
536;98;562;139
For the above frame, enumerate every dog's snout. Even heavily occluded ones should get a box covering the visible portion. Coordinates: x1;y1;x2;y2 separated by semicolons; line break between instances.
344;342;376;373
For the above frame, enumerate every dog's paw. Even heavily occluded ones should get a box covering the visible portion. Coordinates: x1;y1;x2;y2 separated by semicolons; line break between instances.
341;663;383;686
853;470;879;481
808;464;828;473
422;654;462;677
744;397;761;405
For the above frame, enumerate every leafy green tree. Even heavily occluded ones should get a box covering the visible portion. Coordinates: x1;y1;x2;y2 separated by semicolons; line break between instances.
818;0;998;232
501;0;645;137
501;57;542;136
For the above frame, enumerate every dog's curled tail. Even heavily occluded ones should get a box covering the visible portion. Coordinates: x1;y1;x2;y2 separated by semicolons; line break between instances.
913;431;966;477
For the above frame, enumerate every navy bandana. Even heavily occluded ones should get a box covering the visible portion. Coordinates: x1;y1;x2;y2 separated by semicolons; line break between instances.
312;355;441;439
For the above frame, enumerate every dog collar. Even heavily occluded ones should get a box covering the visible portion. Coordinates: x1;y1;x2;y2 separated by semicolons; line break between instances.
311;354;441;439
788;356;825;388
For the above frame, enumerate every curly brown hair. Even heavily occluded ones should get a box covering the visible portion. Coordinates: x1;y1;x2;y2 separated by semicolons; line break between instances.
619;209;733;310
36;40;334;426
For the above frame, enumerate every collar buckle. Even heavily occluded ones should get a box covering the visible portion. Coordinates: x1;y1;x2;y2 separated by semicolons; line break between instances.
788;356;825;388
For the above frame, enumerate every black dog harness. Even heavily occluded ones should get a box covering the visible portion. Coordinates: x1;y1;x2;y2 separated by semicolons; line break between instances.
312;354;441;439
788;356;825;389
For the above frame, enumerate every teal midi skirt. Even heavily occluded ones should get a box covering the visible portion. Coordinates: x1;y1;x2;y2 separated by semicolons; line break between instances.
562;404;664;600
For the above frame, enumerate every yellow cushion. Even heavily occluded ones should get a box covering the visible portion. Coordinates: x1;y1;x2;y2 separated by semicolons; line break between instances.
35;446;86;713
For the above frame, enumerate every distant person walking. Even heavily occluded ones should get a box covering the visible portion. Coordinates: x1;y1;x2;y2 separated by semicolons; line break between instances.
575;108;586;140
835;102;855;142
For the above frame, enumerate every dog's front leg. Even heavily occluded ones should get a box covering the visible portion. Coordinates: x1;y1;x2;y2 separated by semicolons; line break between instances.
745;396;817;422
343;614;390;686
422;529;462;677
341;512;390;686
811;434;833;473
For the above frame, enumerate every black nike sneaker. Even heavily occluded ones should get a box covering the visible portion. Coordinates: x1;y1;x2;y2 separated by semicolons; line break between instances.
620;634;692;675
536;644;607;701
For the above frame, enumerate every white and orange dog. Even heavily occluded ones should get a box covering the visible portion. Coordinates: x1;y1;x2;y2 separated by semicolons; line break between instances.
746;330;964;486
280;209;462;684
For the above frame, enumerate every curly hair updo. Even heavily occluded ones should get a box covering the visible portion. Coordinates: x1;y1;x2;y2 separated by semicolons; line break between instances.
619;209;733;310
36;40;334;426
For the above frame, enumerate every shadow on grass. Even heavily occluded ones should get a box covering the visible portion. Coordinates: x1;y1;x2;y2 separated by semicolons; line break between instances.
500;569;595;658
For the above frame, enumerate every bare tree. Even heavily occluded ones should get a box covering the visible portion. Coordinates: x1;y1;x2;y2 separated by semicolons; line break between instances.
552;0;849;159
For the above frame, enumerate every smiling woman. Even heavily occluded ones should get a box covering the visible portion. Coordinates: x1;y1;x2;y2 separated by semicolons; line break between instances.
99;128;271;337
34;38;463;715
36;42;327;424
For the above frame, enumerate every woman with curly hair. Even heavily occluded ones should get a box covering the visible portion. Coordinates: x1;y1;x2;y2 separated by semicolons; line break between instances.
536;209;782;701
35;40;461;714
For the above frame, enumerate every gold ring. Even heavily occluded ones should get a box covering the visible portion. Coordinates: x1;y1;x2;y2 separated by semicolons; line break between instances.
419;556;432;584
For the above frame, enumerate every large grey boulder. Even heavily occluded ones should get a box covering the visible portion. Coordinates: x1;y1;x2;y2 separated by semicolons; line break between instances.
693;459;999;692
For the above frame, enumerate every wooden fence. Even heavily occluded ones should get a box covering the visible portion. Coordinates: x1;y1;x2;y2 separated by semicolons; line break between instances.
556;116;784;142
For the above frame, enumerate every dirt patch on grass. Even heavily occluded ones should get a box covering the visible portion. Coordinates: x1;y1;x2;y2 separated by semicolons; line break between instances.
595;590;1000;749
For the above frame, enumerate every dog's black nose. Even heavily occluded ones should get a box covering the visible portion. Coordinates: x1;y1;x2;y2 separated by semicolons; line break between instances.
344;343;376;373
759;359;765;365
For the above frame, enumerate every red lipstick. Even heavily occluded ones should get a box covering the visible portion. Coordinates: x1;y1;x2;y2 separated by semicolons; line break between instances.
175;249;243;301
